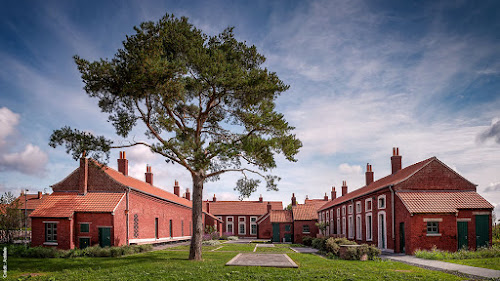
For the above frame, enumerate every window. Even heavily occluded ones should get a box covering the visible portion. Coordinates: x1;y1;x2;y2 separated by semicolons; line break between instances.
326;211;329;221
356;201;362;213
80;223;89;233
378;195;386;209
337;208;340;217
348;215;354;238
356;215;362;240
285;225;291;232
302;224;310;233
365;199;372;212
348;204;353;214
250;216;258;235
45;223;57;242
226;216;234;234
365;213;372;241
427;222;439;234
238;216;246;235
337;218;341;234
322;212;326;222
342;206;346;216
342;217;346;235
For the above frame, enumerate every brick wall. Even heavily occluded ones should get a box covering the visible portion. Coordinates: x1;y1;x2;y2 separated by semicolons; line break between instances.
258;215;272;239
217;215;261;237
31;217;74;249
74;212;114;248
293;220;318;243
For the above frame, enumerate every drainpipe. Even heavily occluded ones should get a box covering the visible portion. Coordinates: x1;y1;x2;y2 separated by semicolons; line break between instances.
126;187;130;245
389;185;395;247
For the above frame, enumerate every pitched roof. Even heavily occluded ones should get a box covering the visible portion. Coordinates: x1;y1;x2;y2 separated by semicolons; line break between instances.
16;194;48;210
270;210;293;223
100;164;192;208
30;192;125;218
397;191;494;214
204;201;283;216
319;157;436;211
292;204;320;221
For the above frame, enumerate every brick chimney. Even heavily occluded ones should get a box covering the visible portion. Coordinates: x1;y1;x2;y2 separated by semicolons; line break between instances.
79;153;88;195
145;165;153;185
267;202;272;213
259;194;263;202
174;180;180;197
37;191;42;199
365;163;374;186
118;151;128;176
331;187;337;200
185;188;191;201
324;193;328;201
291;193;297;206
206;201;210;213
212;194;217;202
341;181;348;196
391;147;402;174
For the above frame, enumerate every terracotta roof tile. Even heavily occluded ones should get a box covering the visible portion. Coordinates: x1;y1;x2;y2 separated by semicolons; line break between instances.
292;204;321;221
319;157;436;211
29;192;125;218
397;191;493;214
16;194;49;210
204;201;283;216
270;210;293;223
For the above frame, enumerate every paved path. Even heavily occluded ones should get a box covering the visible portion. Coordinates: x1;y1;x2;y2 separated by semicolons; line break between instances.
226;253;298;268
290;247;319;253
152;241;190;251
382;254;500;280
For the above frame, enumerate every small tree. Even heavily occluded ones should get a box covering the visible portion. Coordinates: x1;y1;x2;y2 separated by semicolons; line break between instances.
316;222;329;236
0;192;22;243
49;14;301;260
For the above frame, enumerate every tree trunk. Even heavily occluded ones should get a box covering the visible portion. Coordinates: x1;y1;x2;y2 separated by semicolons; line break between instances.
189;171;204;260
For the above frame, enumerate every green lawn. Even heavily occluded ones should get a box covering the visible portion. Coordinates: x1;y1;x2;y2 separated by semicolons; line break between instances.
442;257;500;270
6;248;465;280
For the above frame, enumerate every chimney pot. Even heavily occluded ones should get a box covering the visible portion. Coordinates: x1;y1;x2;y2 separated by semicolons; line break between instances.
117;151;129;176
212;194;217;202
37;191;42;199
259;194;263;202
342;181;348;196
185;188;191;201
331;186;337;200
145;165;153;185
391;147;402;174
174;180;180;196
365;163;374;186
324;193;328;201
291;193;297;206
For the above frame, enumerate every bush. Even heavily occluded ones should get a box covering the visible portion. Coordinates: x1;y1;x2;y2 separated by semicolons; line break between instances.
302;236;313;246
415;246;500;260
367;245;381;260
228;236;238;240
312;238;327;251
325;238;340;255
4;243;154;258
202;240;221;246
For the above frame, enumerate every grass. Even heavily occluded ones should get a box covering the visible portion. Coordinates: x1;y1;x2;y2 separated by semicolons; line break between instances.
414;246;500;271
442;258;500;270
5;249;464;281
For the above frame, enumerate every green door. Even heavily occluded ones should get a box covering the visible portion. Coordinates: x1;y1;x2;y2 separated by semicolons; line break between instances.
284;233;292;242
457;221;468;250
399;223;405;253
79;237;90;249
272;223;280;242
98;227;111;247
475;215;489;248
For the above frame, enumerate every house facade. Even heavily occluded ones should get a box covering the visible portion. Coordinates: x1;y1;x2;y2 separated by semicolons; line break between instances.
318;148;493;254
30;151;221;249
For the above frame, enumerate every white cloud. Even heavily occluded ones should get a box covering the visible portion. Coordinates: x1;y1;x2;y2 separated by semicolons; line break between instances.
0;107;20;147
339;163;362;175
484;182;500;193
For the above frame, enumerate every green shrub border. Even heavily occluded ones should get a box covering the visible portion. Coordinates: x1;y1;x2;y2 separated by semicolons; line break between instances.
2;244;153;258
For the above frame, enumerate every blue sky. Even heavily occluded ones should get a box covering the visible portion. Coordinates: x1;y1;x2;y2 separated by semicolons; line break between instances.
1;0;499;215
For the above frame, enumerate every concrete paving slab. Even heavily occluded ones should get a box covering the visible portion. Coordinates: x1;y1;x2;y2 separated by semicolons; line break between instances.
226;253;298;268
383;254;500;280
255;244;275;247
290;247;319;253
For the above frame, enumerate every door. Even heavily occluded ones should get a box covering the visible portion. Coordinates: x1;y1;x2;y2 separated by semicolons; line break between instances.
399;222;405;253
79;237;90;249
98;227;111;247
457;221;468;250
284;233;292;242
169;220;173;238
475;215;489;248
155;218;159;239
272;223;280;242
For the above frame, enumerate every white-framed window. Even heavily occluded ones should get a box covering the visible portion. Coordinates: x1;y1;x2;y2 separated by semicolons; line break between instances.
356;201;362;213
378;211;387;249
238;216;246;235
365;198;372;212
322;212;326;222
342;206;346;216
342;217;346;235
330;209;334;234
348;204;353;214
330;209;333;219
356;215;362;240
45;223;57;242
378;195;386;209
348;215;354;239
302;224;310;234
424;218;442;236
365;213;373;241
226;216;234;234
337;218;341;234
250;216;258;235
326;211;329;221
337;208;340;218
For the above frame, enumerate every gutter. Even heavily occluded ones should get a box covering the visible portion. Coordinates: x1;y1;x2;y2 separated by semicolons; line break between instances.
389;185;395;245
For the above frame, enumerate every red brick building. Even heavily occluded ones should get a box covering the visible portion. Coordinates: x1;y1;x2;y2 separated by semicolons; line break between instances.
30;152;221;249
204;195;282;238
318;148;493;254
15;191;48;228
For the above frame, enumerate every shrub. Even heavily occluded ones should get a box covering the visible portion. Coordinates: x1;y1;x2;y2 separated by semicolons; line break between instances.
325;238;340;255
202;240;221;246
228;236;239;240
344;246;359;260
367;245;381;260
415;246;500;260
331;237;357;246
312;238;327;251
202;234;213;241
26;246;60;258
4;243;154;258
302;236;313;246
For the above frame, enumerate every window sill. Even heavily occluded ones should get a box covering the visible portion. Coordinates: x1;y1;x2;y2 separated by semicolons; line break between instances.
302;232;310;234
366;239;372;241
43;242;58;246
426;233;441;237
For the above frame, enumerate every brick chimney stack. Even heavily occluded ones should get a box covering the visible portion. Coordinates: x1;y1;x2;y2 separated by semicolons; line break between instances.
174;180;180;197
185;188;190;201
365;163;374;186
37;191;42;199
145;165;153;185
259;194;263;202
118;151;128;176
267;202;272;213
291;193;297;206
79;152;88;195
324;193;328;201
212;194;217;202
331;187;337;200
391;147;402;174
341;181;348;196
